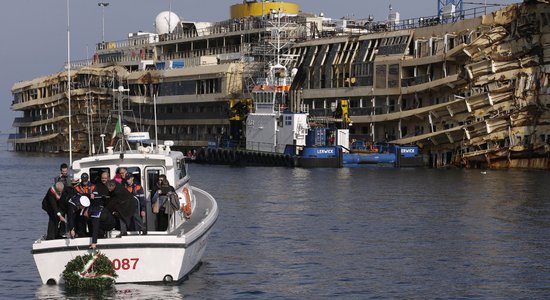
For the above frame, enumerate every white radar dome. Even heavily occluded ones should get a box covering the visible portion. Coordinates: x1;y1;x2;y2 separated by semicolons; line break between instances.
155;11;181;34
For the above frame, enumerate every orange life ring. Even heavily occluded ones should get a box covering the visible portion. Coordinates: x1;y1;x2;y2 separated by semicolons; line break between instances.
181;187;192;219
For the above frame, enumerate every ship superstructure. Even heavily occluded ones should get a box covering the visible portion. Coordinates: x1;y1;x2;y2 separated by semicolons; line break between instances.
9;0;550;169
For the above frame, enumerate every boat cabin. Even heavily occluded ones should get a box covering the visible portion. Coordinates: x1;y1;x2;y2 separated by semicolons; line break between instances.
71;146;190;233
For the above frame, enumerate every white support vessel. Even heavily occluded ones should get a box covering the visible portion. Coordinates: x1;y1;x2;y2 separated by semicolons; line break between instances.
32;140;218;284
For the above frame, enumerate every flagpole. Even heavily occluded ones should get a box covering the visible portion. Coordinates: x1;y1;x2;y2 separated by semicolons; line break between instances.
112;85;129;151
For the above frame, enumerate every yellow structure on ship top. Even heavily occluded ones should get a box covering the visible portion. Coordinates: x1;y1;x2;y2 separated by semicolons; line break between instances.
230;0;300;18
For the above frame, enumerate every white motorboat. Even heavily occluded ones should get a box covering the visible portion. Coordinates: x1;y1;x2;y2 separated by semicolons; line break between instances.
32;142;218;284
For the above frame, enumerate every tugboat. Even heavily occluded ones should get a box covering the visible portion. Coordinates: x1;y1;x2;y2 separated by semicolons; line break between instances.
32;129;219;284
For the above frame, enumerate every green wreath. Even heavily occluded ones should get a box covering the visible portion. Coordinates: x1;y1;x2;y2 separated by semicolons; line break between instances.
62;252;118;290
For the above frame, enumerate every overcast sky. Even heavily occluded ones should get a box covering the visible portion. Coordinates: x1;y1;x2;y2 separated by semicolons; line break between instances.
0;0;518;133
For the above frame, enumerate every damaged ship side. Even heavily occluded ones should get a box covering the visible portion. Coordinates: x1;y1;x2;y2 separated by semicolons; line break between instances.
289;0;550;169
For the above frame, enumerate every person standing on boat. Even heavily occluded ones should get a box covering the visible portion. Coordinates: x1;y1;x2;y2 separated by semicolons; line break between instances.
74;173;96;200
113;167;128;184
41;182;66;240
94;171;111;206
88;205;117;250
66;195;91;239
54;163;73;187
152;175;176;231
126;175;146;233
106;180;137;236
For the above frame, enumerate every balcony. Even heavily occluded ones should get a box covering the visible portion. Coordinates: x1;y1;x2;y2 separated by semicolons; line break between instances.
401;74;430;87
7;131;61;144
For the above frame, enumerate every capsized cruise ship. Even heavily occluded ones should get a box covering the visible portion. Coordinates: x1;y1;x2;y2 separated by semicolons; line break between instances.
9;0;550;169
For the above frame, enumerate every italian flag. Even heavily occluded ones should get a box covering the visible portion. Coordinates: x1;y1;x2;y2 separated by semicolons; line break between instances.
110;117;122;146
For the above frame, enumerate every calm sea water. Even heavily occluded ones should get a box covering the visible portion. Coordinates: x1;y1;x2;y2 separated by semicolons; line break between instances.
1;138;549;299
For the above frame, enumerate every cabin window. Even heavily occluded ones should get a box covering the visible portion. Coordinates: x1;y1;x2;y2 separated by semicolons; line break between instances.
178;159;187;179
89;168;110;185
401;126;408;137
122;167;142;185
146;168;164;195
389;99;395;112
285;115;292;126
375;65;387;89
388;64;399;88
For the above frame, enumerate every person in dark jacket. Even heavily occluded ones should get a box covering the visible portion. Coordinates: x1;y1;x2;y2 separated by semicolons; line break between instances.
94;172;110;206
66;195;91;239
151;174;176;231
106;180;137;236
54;163;72;187
86;171;110;237
89;206;117;250
126;175;146;233
42;182;66;240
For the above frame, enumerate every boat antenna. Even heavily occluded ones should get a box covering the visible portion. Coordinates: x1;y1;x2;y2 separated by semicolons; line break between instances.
114;85;129;152
86;91;92;156
100;134;105;153
67;0;73;167
152;84;159;148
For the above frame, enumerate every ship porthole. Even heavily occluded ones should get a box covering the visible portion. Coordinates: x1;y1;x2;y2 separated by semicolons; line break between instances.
163;275;173;283
46;278;57;285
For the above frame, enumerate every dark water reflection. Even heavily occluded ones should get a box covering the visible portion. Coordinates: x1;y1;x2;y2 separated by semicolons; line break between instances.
0;146;548;299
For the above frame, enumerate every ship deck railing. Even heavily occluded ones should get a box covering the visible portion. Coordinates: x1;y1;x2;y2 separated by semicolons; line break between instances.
401;74;431;87
94;16;303;53
363;6;489;33
8;130;61;141
69;45;245;71
13;114;58;124
76;5;495;70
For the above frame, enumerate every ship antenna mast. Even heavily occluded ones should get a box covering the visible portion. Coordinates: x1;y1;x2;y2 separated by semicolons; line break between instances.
67;0;73;167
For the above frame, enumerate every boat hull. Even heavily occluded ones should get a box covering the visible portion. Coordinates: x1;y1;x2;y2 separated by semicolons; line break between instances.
33;186;218;284
298;146;343;168
32;229;212;284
